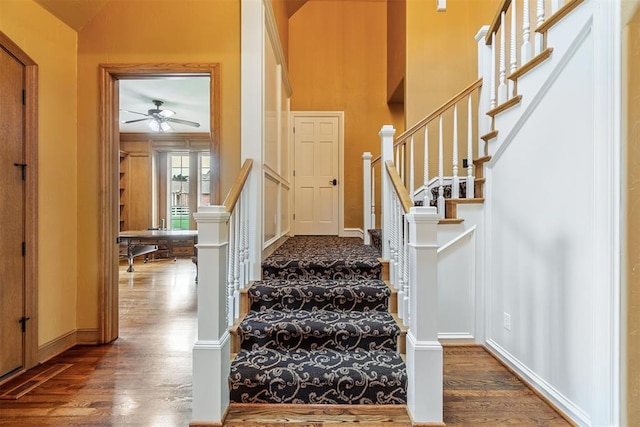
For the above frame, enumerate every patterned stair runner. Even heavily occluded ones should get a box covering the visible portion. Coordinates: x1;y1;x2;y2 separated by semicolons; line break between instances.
229;236;407;405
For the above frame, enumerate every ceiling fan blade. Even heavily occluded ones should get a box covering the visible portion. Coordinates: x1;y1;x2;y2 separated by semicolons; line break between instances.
165;117;201;128
120;109;149;117
122;118;151;124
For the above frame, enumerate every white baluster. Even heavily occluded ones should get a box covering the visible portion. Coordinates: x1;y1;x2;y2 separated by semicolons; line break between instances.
410;136;415;201
498;11;507;104
466;94;475;198
390;190;398;287
437;115;445;219
371;165;376;229
403;217;410;328
227;212;236;326
490;32;497;109
233;207;241;320
423;125;431;207
363;152;372;245
400;144;405;184
510;0;517;98
237;198;244;287
452;104;459;199
535;0;544;54
522;0;533;64
242;190;250;284
396;198;405;319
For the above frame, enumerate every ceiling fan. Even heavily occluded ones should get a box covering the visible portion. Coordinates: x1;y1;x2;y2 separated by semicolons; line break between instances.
120;99;201;132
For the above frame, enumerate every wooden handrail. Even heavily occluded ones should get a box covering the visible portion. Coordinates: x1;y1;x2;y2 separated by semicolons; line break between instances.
393;78;482;148
485;0;511;45
535;0;584;34
385;161;413;214
223;158;253;213
371;155;381;166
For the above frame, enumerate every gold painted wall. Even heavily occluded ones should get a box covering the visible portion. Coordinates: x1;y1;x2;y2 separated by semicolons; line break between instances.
627;9;640;426
406;0;499;125
288;0;403;230
76;0;241;329
271;0;290;64
0;1;78;346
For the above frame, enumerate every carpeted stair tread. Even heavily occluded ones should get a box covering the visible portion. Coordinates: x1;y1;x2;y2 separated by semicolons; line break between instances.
239;309;399;352
229;348;407;405
248;278;390;312
262;236;382;280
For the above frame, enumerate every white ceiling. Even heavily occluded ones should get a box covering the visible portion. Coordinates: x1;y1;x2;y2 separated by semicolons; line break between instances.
119;77;210;133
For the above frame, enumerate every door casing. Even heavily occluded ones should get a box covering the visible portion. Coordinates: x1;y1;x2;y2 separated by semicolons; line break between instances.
290;111;344;237
0;31;38;381
98;63;220;343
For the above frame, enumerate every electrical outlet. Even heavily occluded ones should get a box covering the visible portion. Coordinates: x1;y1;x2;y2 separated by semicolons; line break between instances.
503;312;511;331
436;0;446;11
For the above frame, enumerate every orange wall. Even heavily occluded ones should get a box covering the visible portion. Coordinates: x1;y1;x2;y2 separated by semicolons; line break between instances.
271;0;290;64
406;0;499;125
288;0;403;230
0;0;79;347
627;9;640;426
76;0;241;329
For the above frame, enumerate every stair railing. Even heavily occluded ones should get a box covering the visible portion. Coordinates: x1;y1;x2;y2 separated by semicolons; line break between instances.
191;158;253;424
484;0;583;116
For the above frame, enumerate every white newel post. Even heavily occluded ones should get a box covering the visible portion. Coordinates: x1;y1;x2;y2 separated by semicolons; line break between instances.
379;125;396;262
363;152;372;245
405;206;442;424
192;205;231;424
476;25;491;154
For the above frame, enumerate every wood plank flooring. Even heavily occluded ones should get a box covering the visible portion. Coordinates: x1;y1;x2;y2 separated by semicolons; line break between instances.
0;259;571;426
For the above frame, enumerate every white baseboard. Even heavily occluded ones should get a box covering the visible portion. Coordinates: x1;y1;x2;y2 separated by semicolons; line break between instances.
485;339;589;426
438;333;476;346
342;228;364;239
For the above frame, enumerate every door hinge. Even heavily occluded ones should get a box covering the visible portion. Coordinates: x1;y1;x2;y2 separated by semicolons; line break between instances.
19;316;30;333
22;89;26;106
22;241;26;256
293;126;295;133
293;170;295;177
14;163;27;180
293;213;296;220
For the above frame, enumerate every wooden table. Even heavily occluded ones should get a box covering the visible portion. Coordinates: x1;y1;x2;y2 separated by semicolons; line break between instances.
119;230;198;272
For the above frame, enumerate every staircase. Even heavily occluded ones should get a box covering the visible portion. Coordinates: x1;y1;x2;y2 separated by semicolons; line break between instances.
228;236;408;405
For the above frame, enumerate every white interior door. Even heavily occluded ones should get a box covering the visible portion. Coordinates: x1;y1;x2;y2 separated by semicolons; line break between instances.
293;115;340;235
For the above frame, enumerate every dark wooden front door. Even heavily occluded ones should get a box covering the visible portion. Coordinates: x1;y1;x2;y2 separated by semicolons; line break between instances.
0;45;26;379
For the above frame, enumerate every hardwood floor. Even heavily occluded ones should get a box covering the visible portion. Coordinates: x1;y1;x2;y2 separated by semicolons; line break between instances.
0;260;571;426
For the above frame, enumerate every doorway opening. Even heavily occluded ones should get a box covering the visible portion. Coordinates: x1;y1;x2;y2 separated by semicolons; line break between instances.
99;64;220;343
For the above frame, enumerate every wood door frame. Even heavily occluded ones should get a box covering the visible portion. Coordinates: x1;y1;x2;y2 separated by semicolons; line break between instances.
98;63;221;343
0;32;39;372
290;111;344;236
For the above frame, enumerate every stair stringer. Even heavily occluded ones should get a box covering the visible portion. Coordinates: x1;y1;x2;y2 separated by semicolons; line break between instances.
487;1;593;159
476;1;621;425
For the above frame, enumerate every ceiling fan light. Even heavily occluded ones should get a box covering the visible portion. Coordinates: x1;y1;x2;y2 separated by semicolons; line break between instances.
149;120;160;132
160;121;171;132
159;109;175;118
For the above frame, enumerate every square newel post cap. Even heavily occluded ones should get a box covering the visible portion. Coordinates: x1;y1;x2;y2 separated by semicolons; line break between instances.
475;25;489;42
193;205;230;223
378;125;396;138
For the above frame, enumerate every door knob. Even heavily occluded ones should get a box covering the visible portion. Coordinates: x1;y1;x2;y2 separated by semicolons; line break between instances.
330;179;337;186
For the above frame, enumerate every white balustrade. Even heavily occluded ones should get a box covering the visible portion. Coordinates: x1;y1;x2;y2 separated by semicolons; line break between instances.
522;0;533;63
437;115;445;218
498;11;507;104
466;94;475;198
535;0;545;54
452;104;459;199
363;152;372;245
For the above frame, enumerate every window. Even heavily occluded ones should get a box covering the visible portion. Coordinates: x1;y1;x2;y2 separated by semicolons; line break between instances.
166;152;211;230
